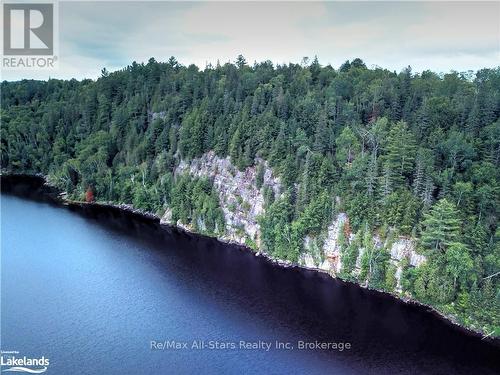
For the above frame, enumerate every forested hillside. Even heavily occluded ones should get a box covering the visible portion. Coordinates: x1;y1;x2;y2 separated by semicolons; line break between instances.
1;57;499;334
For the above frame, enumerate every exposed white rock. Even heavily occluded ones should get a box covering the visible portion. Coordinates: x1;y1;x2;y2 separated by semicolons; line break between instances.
394;262;403;292
302;235;325;266
196;217;207;232
319;260;331;271
388;237;426;290
160;207;172;224
323;213;347;255
373;234;384;249
298;211;427;294
355;247;366;274
389;238;426;267
150;111;167;121
175;151;281;246
168;152;427;296
176;220;191;232
409;252;427;268
321;212;347;274
300;253;316;268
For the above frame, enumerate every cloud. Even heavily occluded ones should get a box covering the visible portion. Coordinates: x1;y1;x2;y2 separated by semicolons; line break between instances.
1;1;498;81
179;2;328;65
169;1;500;71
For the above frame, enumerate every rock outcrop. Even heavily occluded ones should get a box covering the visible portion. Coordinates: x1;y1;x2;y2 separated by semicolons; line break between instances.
175;151;281;246
389;238;426;267
322;212;348;274
388;238;426;291
299;213;427;292
167;151;426;295
160;207;172;224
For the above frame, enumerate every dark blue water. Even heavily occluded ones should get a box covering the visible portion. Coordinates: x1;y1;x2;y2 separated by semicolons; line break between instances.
1;186;499;374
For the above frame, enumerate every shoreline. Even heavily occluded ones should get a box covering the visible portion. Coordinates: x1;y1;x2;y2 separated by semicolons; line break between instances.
1;172;498;345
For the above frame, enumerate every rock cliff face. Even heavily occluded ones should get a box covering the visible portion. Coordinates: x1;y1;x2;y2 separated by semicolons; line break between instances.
298;212;427;291
321;212;348;273
174;151;281;246
164;151;426;294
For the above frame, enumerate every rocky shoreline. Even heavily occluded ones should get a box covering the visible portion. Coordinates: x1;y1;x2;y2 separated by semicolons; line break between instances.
1;172;498;344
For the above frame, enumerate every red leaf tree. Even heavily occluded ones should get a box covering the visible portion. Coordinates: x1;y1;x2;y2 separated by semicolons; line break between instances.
85;187;95;202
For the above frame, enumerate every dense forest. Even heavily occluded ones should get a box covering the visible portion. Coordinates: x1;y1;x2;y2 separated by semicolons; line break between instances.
1;57;499;334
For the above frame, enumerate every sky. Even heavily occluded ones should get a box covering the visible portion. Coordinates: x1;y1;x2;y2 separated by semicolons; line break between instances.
1;1;499;81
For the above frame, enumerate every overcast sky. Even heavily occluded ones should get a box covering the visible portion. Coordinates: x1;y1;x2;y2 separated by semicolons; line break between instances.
2;1;499;81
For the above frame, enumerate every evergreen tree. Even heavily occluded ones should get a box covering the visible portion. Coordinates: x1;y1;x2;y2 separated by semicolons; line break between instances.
421;199;462;252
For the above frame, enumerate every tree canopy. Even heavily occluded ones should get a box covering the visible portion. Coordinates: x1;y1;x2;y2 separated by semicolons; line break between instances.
1;57;499;334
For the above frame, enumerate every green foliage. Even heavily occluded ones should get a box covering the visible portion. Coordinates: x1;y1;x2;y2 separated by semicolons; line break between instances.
382;121;416;187
445;242;474;289
421;199;461;252
259;193;296;261
385;264;398;292
1;58;499;334
255;163;265;189
171;175;224;235
381;190;420;235
340;231;362;281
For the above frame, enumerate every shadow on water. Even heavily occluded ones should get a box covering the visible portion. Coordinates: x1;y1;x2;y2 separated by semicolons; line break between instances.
2;174;500;374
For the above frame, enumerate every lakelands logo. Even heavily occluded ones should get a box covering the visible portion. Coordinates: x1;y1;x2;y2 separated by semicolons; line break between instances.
0;351;50;373
2;1;58;69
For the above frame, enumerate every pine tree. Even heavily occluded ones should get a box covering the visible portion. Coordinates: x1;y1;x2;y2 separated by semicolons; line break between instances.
421;199;462;252
413;148;433;198
313;112;331;153
383;121;416;188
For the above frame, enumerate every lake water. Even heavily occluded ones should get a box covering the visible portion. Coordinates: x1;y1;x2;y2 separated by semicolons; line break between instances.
1;182;499;374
